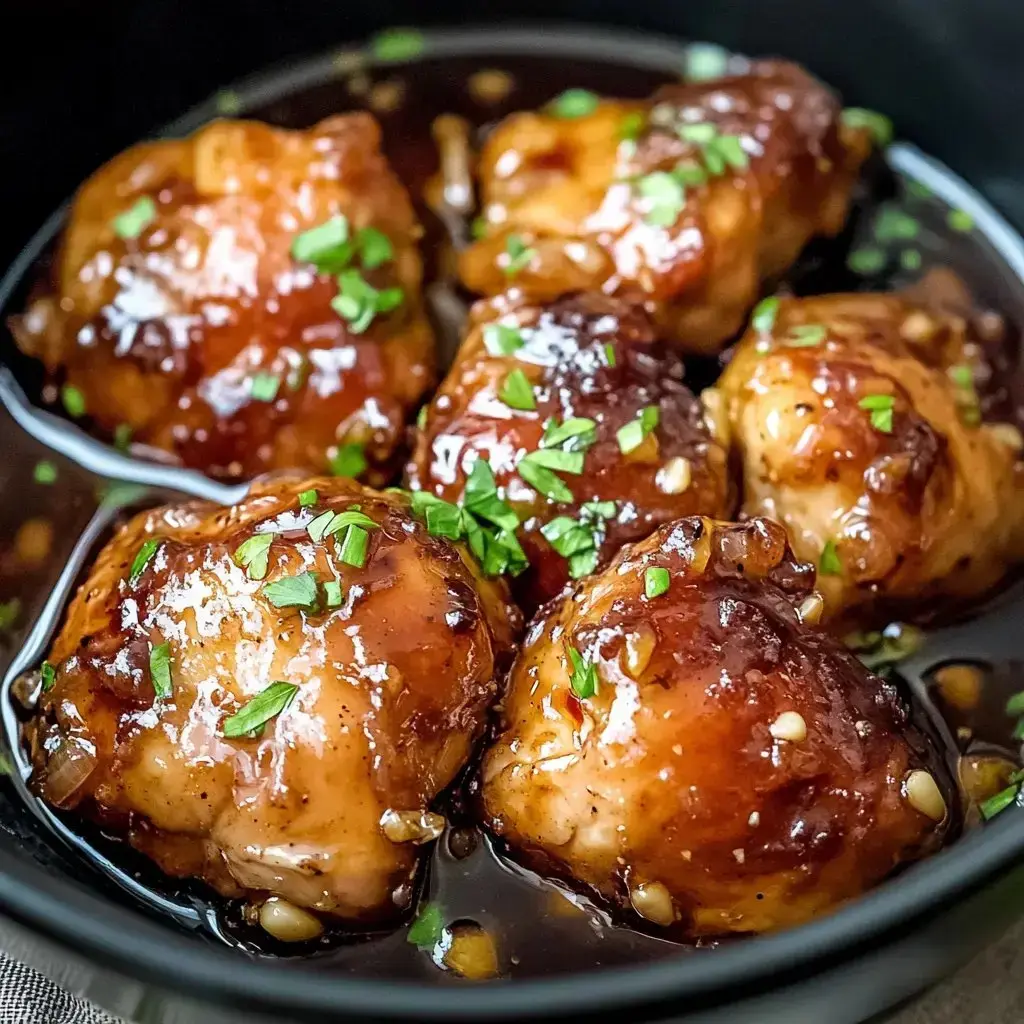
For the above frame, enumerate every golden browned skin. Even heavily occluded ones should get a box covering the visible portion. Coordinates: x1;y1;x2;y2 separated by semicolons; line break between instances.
10;115;435;482
460;61;869;353
482;517;947;938
405;293;733;613
28;479;519;920
718;292;1024;628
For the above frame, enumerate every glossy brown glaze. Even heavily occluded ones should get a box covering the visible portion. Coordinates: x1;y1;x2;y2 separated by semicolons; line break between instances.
10;116;435;482
405;293;733;612
482;517;947;938
718;291;1024;629
459;61;869;353
27;478;519;920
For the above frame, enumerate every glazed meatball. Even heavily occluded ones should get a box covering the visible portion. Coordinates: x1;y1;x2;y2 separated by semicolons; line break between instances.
10;115;435;482
405;293;733;612
460;61;869;353
717;292;1024;628
28;479;519;921
482;517;947;938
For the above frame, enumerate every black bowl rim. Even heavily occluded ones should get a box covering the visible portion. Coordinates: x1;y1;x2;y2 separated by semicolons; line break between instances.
3;23;1024;1021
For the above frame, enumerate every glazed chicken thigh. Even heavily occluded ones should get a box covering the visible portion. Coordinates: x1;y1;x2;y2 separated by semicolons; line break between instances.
460;61;870;353
718;291;1024;628
482;517;947;937
10;115;435;482
28;479;518;921
406;292;733;612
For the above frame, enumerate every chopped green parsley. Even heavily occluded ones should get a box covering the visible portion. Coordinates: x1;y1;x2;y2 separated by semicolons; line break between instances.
407;902;445;948
819;540;842;576
149;642;173;699
370;28;425;63
858;393;895;433
617;406;660;454
549;88;600;119
250;372;281;403
785;324;827;348
567;646;598;699
751;296;780;334
263;572;320;611
33;461;57;485
330;443;367;479
233;533;273;580
61;385;87;418
112;197;157;240
540;500;617;580
223;681;299;738
409;462;528;580
503;234;536;277
841;107;894;148
483;323;525;357
129;539;162;584
644;566;670;599
499;368;536;411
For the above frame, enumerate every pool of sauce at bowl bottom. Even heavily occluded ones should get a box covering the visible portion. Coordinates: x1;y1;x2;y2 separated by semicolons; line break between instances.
1;44;1024;982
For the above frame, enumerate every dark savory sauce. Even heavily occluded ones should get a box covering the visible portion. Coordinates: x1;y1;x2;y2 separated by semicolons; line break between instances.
1;31;1023;982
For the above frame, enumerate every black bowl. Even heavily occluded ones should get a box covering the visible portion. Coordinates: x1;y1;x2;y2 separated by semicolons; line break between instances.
3;8;1024;1023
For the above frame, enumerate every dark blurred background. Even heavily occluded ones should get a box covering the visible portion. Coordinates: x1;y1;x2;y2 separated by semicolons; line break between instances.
1;0;1021;269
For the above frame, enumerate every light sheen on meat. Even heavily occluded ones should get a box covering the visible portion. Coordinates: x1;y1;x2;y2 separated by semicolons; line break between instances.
407;292;733;612
718;291;1024;627
29;478;519;920
461;61;869;353
11;115;436;482
483;517;946;936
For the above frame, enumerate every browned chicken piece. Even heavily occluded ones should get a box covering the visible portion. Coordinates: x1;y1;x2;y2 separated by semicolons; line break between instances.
10;115;435;482
460;61;870;353
717;291;1024;629
28;479;519;922
482;517;948;938
405;293;733;613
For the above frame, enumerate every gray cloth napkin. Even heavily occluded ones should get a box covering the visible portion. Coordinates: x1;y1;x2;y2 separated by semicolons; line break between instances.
3;918;1024;1023
0;951;122;1024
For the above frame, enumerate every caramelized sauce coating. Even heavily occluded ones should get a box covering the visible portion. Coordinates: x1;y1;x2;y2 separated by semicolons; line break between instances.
28;479;519;920
405;293;733;612
718;291;1024;628
460;61;869;353
482;517;947;937
10;115;436;482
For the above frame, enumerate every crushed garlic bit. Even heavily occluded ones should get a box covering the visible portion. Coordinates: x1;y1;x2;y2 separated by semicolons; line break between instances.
656;456;692;495
347;73;370;97
15;519;54;567
380;808;447;844
332;50;367;76
903;769;947;822
988;423;1023;451
689;521;713;574
700;388;730;446
933;663;983;712
797;593;824;626
630;881;675;926
960;755;1017;806
468;69;514;104
899;310;936;342
369;78;406;114
442;923;499;980
259;897;324;942
769;711;807;743
622;626;657;678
